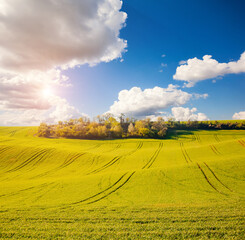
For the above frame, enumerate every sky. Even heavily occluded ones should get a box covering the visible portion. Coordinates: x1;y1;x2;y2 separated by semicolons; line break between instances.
0;0;244;125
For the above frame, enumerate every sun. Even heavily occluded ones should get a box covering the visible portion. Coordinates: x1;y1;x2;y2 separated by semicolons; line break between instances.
42;87;53;98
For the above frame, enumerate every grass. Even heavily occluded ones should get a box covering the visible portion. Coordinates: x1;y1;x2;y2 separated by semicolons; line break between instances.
0;127;244;239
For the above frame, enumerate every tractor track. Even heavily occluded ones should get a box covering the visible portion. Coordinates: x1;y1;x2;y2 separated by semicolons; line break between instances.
31;152;86;179
87;156;121;175
214;134;221;142
203;162;232;192
210;145;221;155
1;148;38;171
238;140;245;147
142;142;163;169
195;134;201;143
87;142;143;175
0;182;54;198
71;171;135;205
0;146;14;155
31;149;56;168
84;143;102;151
196;163;224;195
180;142;192;163
33;183;59;202
124;142;143;156
87;172;135;204
9;130;17;137
6;149;51;173
102;144;122;153
59;152;86;169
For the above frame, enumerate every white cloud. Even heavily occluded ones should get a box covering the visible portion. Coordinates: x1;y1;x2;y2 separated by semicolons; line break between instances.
0;71;88;125
179;60;187;65
174;52;245;87
0;0;127;73
161;54;166;58
147;107;209;121
0;0;127;125
47;97;88;123
108;84;208;117
0;70;69;111
0;96;88;126
0;110;47;126
232;111;245;120
171;107;209;121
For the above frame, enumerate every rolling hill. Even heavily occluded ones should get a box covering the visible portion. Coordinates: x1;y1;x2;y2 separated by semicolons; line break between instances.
0;127;244;239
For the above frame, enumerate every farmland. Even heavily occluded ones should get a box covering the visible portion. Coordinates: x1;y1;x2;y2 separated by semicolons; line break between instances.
0;127;244;239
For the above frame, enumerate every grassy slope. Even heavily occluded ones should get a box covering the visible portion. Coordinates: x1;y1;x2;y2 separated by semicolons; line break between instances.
0;127;244;239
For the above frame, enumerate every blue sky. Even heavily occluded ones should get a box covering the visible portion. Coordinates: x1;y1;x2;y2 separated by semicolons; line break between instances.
0;0;244;125
62;0;245;120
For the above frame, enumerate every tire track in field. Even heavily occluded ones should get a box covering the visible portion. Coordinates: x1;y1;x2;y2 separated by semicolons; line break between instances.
87;172;135;204
203;162;232;192
0;148;36;172
6;149;51;173
196;163;224;195
1;147;37;171
31;152;86;179
87;156;122;175
124;141;143;156
180;142;192;163
86;142;143;175
0;146;14;155
84;143;102;151
0;182;54;198
214;134;221;142
102;144;122;153
209;145;221;155
58;152;86;169
32;183;59;202
237;140;245;147
31;149;56;168
180;143;227;194
142;142;163;169
71;171;135;205
9;130;16;137
195;133;201;143
68;142;143;205
0;139;13;143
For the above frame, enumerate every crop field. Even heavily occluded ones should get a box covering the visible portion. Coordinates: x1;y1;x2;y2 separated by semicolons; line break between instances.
0;127;244;239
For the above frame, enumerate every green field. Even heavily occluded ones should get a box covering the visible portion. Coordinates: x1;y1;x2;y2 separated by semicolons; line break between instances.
0;127;244;239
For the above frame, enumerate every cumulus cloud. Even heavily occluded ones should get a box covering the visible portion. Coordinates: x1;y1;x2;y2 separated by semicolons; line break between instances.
179;60;187;65
108;84;208;117
171;107;209;121
48;97;87;123
0;0;127;73
0;96;88;126
0;0;127;125
0;70;68;110
174;52;245;87
0;70;88;125
0;110;47;126
232;111;245;120
147;107;209;121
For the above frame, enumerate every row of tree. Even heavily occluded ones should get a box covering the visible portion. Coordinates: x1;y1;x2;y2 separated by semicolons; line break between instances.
37;114;245;140
37;114;168;139
166;119;245;130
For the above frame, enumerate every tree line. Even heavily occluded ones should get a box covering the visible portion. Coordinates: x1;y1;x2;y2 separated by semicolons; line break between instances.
37;114;245;139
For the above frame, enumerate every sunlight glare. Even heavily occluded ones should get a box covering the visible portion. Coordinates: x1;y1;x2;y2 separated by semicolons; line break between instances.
42;87;53;98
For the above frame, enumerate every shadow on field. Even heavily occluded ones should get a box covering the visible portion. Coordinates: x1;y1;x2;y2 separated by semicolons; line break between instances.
166;129;197;140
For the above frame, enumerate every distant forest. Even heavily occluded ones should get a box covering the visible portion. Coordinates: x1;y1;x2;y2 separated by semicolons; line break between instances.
37;114;245;140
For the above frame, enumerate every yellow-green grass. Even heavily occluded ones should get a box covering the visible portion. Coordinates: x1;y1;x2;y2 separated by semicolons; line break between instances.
0;127;244;239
